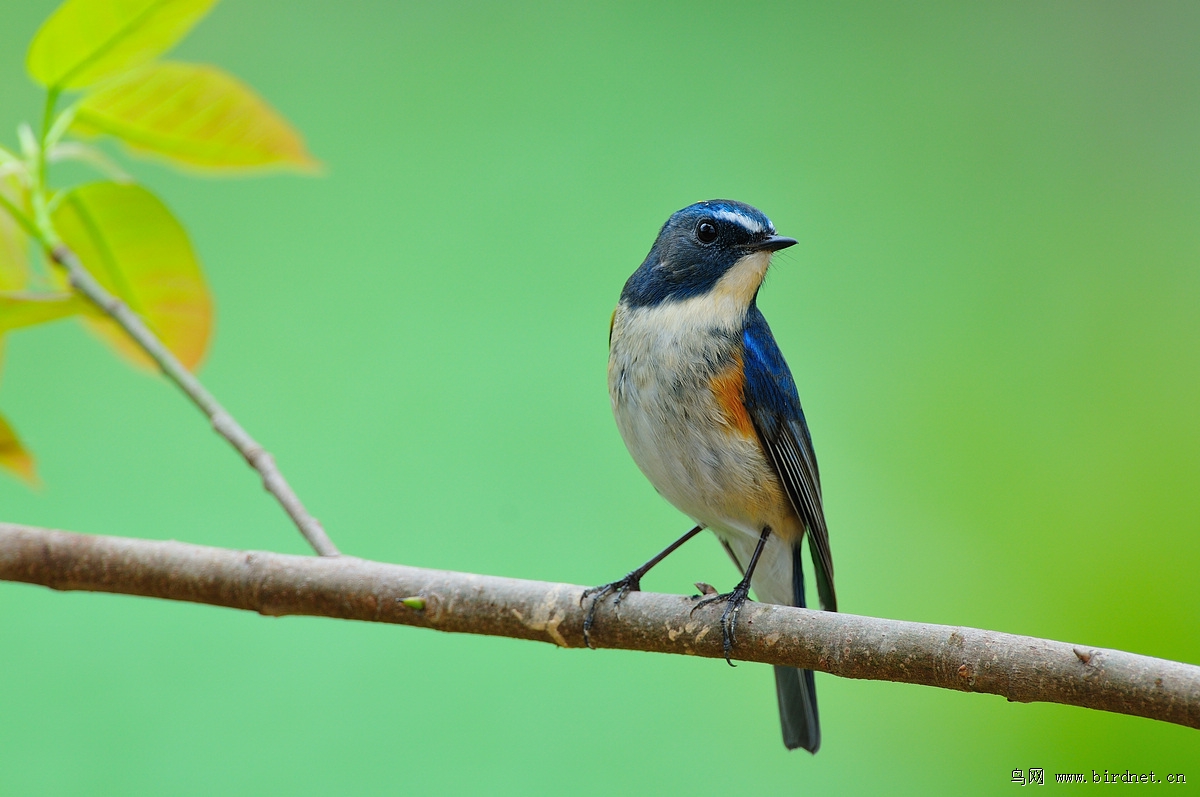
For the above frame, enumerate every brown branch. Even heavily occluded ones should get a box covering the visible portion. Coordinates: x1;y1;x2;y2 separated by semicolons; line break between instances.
48;244;339;557
2;523;1197;729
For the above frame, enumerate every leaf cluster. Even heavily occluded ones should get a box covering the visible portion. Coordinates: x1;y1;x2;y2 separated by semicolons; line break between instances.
0;0;317;483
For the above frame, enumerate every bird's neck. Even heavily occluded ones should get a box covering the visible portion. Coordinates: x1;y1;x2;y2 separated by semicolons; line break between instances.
618;253;769;339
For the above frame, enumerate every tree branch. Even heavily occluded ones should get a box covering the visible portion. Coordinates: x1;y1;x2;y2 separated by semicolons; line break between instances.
2;523;1196;729
47;244;339;557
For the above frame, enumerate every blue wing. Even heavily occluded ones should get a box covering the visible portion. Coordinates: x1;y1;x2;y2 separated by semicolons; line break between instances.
741;306;836;613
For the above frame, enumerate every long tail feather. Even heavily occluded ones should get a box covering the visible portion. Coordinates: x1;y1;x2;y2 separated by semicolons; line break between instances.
721;534;821;752
774;540;820;752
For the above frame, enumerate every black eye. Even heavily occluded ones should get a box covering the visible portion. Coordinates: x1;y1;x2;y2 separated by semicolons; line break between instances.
696;220;718;243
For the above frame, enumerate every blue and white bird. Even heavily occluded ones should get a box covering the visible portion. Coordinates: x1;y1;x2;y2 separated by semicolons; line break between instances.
584;199;836;753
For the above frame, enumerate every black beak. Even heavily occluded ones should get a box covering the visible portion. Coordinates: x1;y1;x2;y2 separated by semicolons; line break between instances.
755;234;798;252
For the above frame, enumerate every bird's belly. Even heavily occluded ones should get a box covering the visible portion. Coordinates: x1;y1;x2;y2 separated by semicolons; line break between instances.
608;318;796;543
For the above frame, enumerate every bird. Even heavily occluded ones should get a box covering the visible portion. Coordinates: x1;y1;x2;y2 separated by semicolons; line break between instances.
584;199;836;753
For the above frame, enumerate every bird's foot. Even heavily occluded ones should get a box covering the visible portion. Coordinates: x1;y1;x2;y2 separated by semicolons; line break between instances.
580;572;642;649
689;579;754;666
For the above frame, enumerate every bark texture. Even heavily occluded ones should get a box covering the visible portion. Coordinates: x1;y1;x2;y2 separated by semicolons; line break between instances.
2;523;1196;729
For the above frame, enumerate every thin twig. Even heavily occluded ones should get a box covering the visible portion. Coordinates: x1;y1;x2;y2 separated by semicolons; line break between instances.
1;523;1196;729
48;245;339;557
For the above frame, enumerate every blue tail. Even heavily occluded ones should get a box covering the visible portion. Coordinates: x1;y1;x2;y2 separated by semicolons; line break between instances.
774;541;820;752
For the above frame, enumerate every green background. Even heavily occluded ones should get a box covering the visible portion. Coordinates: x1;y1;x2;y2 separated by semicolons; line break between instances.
2;1;1198;793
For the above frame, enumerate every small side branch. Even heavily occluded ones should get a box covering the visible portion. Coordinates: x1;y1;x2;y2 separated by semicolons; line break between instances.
1;523;1196;729
48;244;339;557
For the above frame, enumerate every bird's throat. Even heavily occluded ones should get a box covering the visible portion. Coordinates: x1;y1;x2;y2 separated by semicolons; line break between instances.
710;250;772;310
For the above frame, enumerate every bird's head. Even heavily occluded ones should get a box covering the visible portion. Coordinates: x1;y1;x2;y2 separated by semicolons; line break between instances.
621;199;797;308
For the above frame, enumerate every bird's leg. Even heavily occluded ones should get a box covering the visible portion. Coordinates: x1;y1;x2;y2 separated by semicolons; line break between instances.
581;524;704;649
690;526;772;666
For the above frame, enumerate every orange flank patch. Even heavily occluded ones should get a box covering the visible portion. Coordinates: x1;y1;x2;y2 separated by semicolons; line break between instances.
710;355;755;437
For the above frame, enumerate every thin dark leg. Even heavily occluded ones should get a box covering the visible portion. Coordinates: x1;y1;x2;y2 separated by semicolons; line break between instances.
690;526;772;666
581;524;704;648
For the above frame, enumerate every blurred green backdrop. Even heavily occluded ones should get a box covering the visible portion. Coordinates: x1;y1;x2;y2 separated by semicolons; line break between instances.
2;1;1198;793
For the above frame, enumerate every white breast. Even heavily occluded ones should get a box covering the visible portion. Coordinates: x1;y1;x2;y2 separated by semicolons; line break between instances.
607;283;797;547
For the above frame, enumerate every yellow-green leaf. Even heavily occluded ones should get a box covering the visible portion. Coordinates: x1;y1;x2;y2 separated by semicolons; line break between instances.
74;62;320;172
0;411;37;485
27;0;218;91
0;292;91;332
51;182;212;370
0;179;30;291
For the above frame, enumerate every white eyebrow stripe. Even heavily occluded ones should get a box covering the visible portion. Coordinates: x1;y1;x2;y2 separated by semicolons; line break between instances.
711;208;766;234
